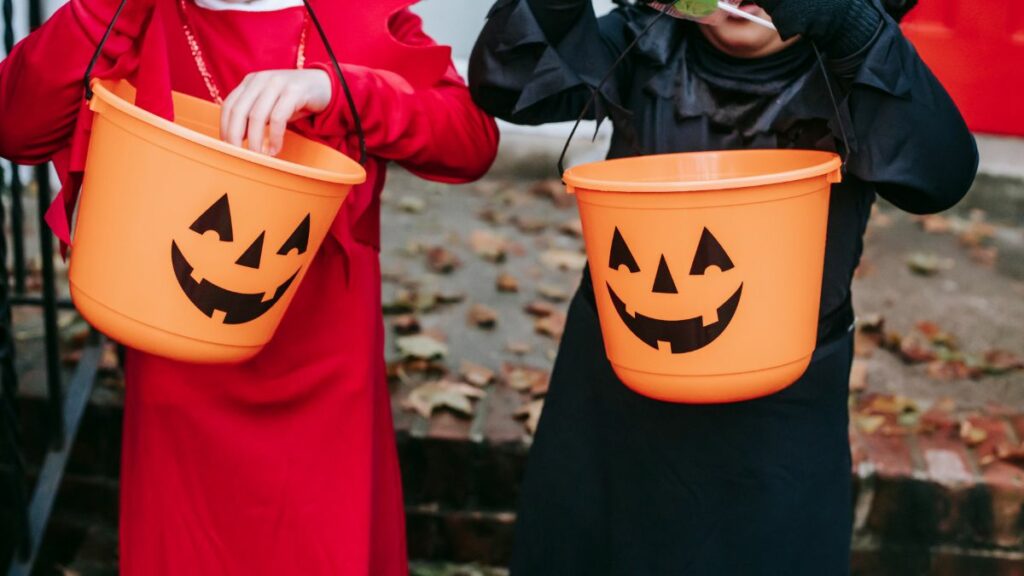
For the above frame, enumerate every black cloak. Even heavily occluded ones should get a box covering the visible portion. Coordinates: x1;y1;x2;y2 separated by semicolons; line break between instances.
469;2;978;574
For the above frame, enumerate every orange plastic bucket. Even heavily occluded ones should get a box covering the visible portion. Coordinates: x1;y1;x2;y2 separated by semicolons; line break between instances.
564;150;842;403
69;80;365;364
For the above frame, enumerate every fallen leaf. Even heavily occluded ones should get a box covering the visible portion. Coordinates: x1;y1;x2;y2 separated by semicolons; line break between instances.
926;360;981;381
397;195;426;213
516;399;546;434
496;272;520;293
538;283;570;302
396;334;448;360
436;289;467;304
506;340;533;356
425;246;461;274
960;420;988;446
467;304;499;329
513;215;548;234
864;395;919;416
402;380;486;419
906;252;954;276
916;214;953;234
460;360;496;387
898;334;937;364
541;249;588;272
524;300;557;318
855;414;885;435
503;364;549;392
916;321;957;348
558;218;584;238
982;350;1024;374
470;230;509;263
530;179;574;208
392;314;421;336
477;207;508;226
383;288;438;315
534;312;566;340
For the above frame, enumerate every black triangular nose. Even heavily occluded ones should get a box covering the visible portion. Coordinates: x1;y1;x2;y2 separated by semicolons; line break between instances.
236;232;265;269
652;255;678;294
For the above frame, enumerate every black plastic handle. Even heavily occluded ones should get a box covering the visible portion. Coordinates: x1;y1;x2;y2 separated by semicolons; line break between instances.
82;0;368;165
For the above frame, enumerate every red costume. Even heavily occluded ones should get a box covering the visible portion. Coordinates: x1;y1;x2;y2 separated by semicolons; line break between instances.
0;0;498;573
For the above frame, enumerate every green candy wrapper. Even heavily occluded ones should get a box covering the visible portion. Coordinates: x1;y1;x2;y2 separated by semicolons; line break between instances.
672;0;719;18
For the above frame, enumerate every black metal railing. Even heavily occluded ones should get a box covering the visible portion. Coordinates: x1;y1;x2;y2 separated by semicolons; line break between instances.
2;0;106;572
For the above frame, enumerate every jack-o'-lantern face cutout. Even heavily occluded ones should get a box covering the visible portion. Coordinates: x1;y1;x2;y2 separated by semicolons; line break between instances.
170;194;310;325
606;227;743;354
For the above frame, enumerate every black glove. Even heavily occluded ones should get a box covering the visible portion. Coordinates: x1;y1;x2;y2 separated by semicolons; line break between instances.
754;0;882;57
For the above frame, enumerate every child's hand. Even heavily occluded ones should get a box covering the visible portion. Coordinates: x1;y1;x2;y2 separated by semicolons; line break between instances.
220;69;332;156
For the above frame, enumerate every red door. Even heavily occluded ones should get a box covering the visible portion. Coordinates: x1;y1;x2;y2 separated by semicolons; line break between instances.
902;1;1024;136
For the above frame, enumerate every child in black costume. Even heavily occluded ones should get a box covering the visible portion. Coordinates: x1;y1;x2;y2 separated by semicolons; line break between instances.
469;1;977;574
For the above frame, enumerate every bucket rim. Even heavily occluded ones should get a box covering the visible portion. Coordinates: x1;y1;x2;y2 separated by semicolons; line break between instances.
90;79;367;186
562;149;842;194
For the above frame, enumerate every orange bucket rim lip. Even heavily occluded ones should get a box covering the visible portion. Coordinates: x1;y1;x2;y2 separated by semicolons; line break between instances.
90;79;367;187
563;150;842;193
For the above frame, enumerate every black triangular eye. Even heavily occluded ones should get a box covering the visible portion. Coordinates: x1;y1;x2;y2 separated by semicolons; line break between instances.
609;227;640;273
689;228;734;275
191;194;233;241
277;214;310;256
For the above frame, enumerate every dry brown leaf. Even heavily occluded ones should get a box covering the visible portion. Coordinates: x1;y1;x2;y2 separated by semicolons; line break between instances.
855;414;885;435
558;218;584;238
392;314;421;336
535;311;566;340
397;195;426;213
503;364;550;392
541;249;588;272
396;334;448;360
983;349;1024;374
538;283;570;302
926;360;981;381
906;252;954;276
524;300;558;318
898;334;938;364
960;420;988;446
916;214;953;234
530;179;574;208
506;340;533;356
425;246;461;274
468;304;499;329
470;230;509;263
513;215;548;234
402;380;486;419
460;360;496;387
496;272;520;293
969;246;998;267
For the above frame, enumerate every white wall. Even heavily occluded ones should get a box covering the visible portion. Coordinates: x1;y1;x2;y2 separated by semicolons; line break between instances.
411;0;616;60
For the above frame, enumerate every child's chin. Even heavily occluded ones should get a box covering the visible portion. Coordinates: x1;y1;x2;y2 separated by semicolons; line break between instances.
700;23;787;57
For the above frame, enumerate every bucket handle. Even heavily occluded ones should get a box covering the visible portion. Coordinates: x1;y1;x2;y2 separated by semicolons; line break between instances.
82;0;368;165
556;6;850;177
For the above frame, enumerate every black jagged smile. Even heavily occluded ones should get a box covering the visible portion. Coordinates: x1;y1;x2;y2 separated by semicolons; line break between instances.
607;282;743;354
171;241;298;325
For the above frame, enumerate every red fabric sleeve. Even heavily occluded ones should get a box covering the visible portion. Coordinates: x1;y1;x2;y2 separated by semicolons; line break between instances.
307;9;499;184
0;0;152;164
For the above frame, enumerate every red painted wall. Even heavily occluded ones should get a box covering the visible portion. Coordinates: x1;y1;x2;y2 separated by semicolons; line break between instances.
902;1;1024;136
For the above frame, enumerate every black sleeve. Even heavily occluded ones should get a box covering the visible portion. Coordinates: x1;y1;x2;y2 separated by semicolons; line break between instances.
838;8;978;214
468;0;634;125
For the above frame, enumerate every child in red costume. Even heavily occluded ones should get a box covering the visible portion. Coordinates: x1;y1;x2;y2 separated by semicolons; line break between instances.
0;0;498;573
